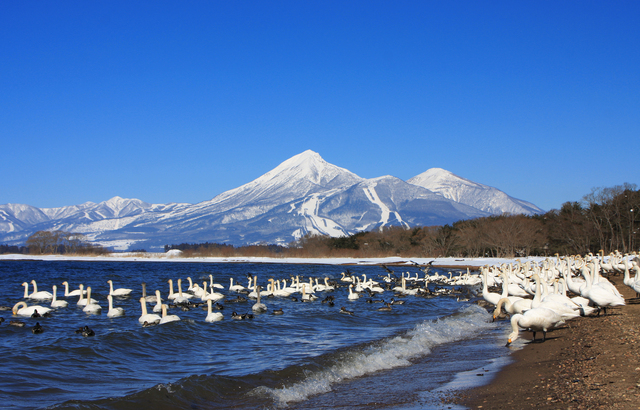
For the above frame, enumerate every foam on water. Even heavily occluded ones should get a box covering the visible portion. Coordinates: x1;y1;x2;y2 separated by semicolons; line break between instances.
259;304;495;407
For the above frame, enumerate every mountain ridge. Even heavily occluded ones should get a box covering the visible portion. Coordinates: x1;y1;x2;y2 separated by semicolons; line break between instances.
0;150;544;251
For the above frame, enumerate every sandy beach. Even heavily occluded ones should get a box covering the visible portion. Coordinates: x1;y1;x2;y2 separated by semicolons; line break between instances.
450;275;640;409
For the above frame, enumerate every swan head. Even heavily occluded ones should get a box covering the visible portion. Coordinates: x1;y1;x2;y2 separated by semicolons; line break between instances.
12;301;27;315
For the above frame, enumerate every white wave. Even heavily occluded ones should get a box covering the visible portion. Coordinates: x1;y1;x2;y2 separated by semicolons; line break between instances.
259;304;495;407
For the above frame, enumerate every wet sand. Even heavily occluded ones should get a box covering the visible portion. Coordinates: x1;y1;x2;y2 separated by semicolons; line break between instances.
448;276;640;409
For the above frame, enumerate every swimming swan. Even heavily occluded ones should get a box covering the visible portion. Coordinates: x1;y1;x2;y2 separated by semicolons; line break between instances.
107;295;125;318
138;297;161;324
153;290;163;313
107;280;132;297
77;284;98;306
50;285;69;308
252;286;267;313
29;280;53;300
205;299;223;322
62;281;86;297
12;301;52;317
82;287;102;314
159;304;181;324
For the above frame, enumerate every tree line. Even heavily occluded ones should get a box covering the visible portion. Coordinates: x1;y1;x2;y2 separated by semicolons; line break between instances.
2;183;638;258
166;183;639;258
11;230;109;255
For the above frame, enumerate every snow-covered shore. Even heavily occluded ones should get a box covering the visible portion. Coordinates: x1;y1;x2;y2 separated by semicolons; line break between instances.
0;252;548;268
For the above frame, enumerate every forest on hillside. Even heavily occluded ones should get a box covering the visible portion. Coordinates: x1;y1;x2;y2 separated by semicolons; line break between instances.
166;183;639;258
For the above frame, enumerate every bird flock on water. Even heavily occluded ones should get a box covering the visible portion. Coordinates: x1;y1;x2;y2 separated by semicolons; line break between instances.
3;250;637;344
2;263;475;335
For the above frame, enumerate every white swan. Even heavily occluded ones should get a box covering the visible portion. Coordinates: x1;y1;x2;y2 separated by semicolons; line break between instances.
493;297;531;319
138;297;161;324
82;287;102;314
205;299;223;322
507;307;567;344
141;282;157;302
12;301;52;317
580;264;625;314
106;295;125;318
76;284;98;306
159;304;180;324
107;280;132;297
229;277;246;292
29;280;53;300
348;283;360;300
153;290;163;313
202;281;225;302
50;285;68;308
62;281;86;297
209;274;224;289
252;286;267;313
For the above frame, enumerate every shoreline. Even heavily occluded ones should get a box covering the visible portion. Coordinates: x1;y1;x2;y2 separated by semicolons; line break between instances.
450;276;640;409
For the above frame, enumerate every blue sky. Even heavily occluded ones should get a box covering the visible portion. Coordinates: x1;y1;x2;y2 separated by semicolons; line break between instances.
2;1;638;212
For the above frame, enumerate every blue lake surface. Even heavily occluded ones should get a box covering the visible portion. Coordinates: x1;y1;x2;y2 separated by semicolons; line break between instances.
0;260;512;409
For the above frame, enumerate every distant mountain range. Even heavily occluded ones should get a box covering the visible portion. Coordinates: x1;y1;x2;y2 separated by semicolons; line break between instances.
0;150;544;251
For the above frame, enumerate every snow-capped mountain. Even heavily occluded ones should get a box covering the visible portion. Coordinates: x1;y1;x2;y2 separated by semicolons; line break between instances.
408;168;544;216
0;150;544;251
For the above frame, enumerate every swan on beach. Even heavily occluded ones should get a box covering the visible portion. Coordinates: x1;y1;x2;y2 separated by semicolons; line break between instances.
12;301;52;317
107;295;125;318
138;297;161;324
107;280;132;297
507;307;567;345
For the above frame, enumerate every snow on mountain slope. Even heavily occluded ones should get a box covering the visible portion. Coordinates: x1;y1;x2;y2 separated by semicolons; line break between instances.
408;168;545;215
0;151;544;250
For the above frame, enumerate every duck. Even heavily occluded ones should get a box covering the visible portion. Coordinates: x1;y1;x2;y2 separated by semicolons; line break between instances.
159;304;181;324
62;281;87;297
12;301;52;317
377;303;393;312
82;287;102;314
107;280;132;297
138;297;161;324
272;308;284;315
339;306;355;315
31;322;44;334
81;325;95;337
50;285;69;308
205;299;223;322
10;320;25;327
106;295;125;318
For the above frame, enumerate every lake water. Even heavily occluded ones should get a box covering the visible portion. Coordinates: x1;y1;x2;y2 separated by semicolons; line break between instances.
0;260;513;409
